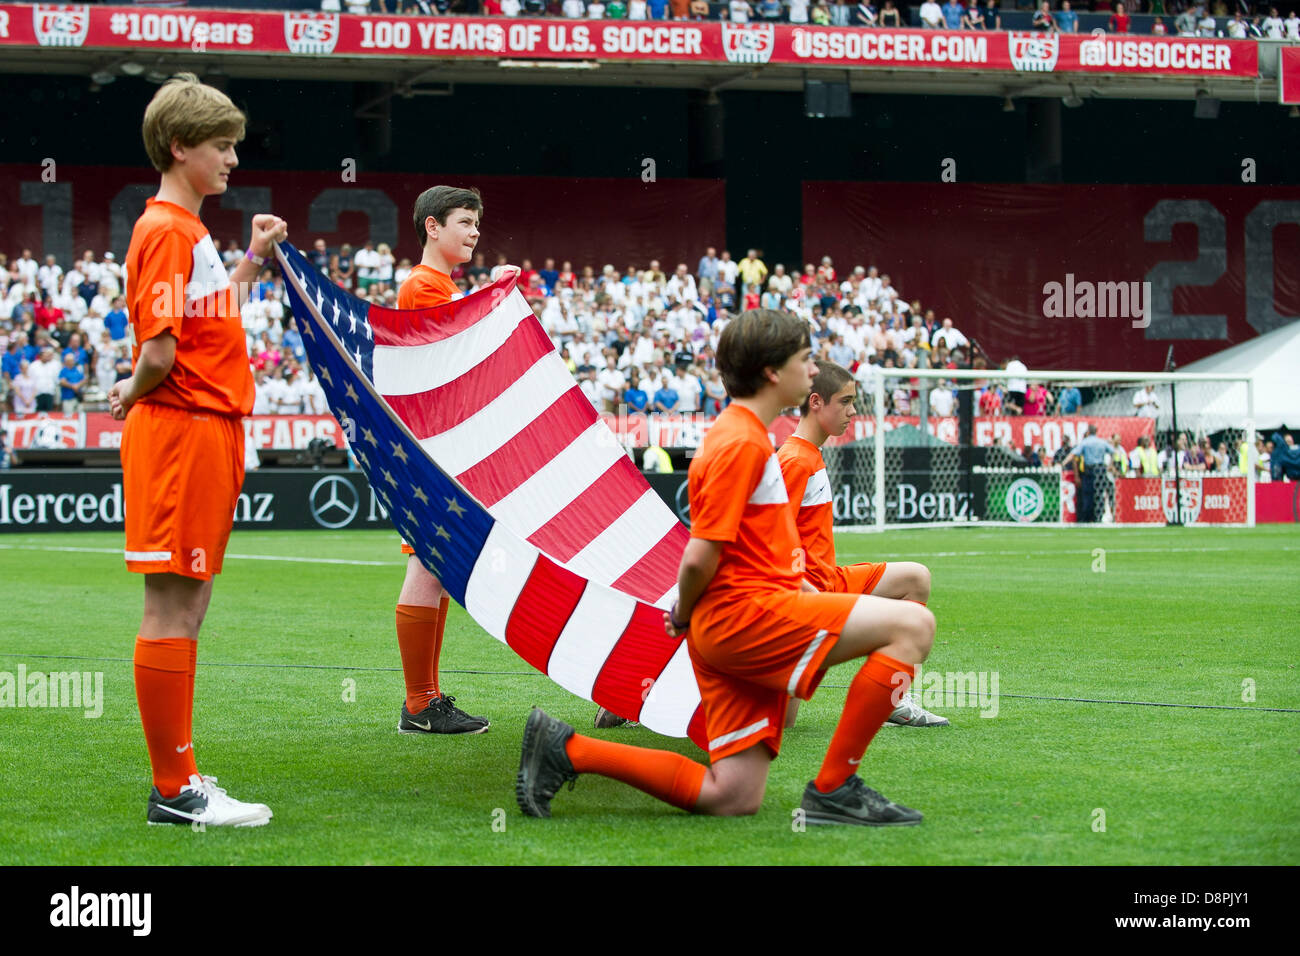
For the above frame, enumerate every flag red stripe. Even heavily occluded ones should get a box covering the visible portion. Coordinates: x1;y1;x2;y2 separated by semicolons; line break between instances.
370;276;516;347
590;603;685;724
686;704;707;751
453;386;597;508
504;556;587;673
610;523;690;604
384;319;554;439
526;456;649;563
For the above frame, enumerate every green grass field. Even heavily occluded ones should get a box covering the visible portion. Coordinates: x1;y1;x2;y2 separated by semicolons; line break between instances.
1;525;1297;865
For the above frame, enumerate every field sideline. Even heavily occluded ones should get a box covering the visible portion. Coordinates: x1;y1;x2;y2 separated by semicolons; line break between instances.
1;526;1296;865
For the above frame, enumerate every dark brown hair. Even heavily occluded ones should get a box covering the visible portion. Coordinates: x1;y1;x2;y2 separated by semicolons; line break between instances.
717;308;810;398
412;186;483;248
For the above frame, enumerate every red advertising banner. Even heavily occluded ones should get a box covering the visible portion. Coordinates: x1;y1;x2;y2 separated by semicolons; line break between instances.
84;412;350;451
1255;481;1300;522
1114;475;1248;524
804;182;1300;371
0;6;1259;78
2;413;83;449
597;411;1151;452
1280;46;1300;104
0;165;725;282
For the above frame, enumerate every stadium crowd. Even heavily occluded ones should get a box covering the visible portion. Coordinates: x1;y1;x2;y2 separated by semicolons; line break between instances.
2;241;1292;483
321;0;1300;37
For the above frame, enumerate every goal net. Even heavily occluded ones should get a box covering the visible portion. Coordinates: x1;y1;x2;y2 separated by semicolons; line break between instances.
822;368;1257;528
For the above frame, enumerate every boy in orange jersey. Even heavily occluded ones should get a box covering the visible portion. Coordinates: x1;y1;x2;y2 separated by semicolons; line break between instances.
517;309;937;825
778;360;948;728
109;73;287;827
392;185;515;735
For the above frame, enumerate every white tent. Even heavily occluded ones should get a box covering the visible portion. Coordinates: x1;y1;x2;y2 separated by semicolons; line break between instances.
1177;321;1300;432
1080;322;1300;434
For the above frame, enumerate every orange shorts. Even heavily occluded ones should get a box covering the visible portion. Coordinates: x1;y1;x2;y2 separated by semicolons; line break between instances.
832;561;887;596
688;588;858;762
123;402;244;581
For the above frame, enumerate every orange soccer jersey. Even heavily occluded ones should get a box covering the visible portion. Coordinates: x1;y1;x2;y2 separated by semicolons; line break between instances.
778;435;886;596
124;198;253;417
397;264;459;554
686;405;857;761
121;199;251;580
397;264;459;311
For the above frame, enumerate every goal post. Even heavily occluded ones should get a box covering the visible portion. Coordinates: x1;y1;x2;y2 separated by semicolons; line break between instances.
821;367;1258;529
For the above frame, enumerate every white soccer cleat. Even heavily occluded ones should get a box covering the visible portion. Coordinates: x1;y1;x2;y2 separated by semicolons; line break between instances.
147;774;273;827
887;693;950;727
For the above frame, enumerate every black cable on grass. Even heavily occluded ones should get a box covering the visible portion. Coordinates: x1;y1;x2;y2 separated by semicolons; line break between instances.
5;653;1298;713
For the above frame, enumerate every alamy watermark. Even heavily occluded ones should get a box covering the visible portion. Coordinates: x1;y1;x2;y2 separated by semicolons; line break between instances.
0;665;103;717
894;664;999;718
1042;274;1150;329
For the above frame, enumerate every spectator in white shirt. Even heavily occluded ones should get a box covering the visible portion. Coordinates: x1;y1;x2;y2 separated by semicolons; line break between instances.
629;0;648;16
920;0;944;27
1262;7;1284;36
1133;384;1159;419
1226;12;1248;36
14;250;38;292
562;0;585;15
729;0;753;22
1197;12;1217;36
931;317;968;351
301;368;328;415
1004;356;1028;414
1286;10;1300;36
252;368;273;415
500;0;522;15
38;256;62;299
788;0;810;20
929;381;955;417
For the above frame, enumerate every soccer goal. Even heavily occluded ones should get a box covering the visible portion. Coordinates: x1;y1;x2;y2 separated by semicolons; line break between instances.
821;367;1257;529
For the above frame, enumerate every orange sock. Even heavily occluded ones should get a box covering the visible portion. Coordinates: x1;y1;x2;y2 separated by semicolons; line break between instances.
814;652;915;794
565;734;705;811
134;636;198;798
185;640;197;750
397;604;441;713
431;595;450;696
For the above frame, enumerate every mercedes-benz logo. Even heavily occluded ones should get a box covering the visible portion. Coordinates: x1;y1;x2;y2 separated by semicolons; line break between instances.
309;475;360;529
673;477;692;527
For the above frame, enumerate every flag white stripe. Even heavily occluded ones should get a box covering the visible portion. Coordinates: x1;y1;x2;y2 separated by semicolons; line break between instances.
464;524;537;644
373;304;525;396
491;423;627;539
544;585;638;699
638;641;697;739
562;490;680;587
418;359;574;476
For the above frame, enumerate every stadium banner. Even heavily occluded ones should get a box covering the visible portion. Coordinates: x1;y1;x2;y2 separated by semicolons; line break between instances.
1280;46;1300;104
48;410;1151;453
0;7;1258;78
0;468;398;532
1255;481;1300;523
980;469;1064;523
645;467;989;526
1113;475;1248;524
0;164;724;282
82;412;349;451
804;181;1300;371
2;413;84;450
600;411;1151;454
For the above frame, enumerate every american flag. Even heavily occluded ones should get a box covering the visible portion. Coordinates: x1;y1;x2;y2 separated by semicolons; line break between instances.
275;241;705;747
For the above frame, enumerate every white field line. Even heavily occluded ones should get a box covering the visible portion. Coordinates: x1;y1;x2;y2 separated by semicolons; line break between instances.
0;543;402;567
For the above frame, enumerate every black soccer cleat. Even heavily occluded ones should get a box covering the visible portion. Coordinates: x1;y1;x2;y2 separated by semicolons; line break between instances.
593;706;630;729
516;707;580;818
398;695;490;735
800;776;923;827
